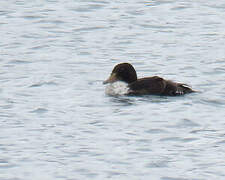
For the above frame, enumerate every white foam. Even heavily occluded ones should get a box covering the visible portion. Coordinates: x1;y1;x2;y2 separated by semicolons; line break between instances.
105;81;129;96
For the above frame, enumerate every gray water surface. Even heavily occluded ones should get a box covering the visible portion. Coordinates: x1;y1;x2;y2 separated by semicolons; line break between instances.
1;0;225;180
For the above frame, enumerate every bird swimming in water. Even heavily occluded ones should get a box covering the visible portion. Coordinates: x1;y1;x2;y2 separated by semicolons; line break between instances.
103;63;195;96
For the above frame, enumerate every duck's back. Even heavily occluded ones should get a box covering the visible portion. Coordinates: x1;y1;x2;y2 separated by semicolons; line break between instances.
128;76;166;95
128;76;194;96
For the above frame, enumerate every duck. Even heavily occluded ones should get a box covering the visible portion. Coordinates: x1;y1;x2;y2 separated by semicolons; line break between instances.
103;63;195;96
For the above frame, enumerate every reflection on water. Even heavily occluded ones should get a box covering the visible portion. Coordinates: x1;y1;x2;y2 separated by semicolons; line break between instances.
1;0;225;179
110;96;136;106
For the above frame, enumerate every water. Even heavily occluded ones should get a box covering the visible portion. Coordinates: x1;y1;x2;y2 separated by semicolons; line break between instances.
1;0;225;179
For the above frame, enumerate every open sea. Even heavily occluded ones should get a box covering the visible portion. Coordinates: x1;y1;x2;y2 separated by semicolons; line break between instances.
1;0;225;179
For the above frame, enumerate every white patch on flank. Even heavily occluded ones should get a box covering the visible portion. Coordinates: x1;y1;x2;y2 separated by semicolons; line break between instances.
105;81;129;96
175;90;184;95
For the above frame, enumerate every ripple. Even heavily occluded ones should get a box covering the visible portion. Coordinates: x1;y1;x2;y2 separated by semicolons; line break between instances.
21;15;44;20
159;137;198;143
175;119;200;128
0;10;13;16
105;171;126;178
201;98;225;106
30;108;48;114
72;4;106;12
30;44;50;50
7;60;32;64
0;159;17;169
137;23;176;30
160;137;181;142
145;128;169;134
74;26;106;32
161;177;196;180
190;129;217;134
215;139;225;145
146;160;169;168
29;81;58;87
110;97;136;106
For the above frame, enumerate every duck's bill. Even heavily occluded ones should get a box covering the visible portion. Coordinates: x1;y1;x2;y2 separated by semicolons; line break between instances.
103;73;117;84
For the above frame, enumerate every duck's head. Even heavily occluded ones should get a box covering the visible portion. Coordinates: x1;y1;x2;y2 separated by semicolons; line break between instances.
103;63;137;84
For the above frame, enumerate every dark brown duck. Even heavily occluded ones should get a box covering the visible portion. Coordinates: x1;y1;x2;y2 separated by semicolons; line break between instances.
103;63;195;96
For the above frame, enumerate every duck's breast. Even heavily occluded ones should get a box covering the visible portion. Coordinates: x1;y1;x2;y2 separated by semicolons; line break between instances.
105;81;129;96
